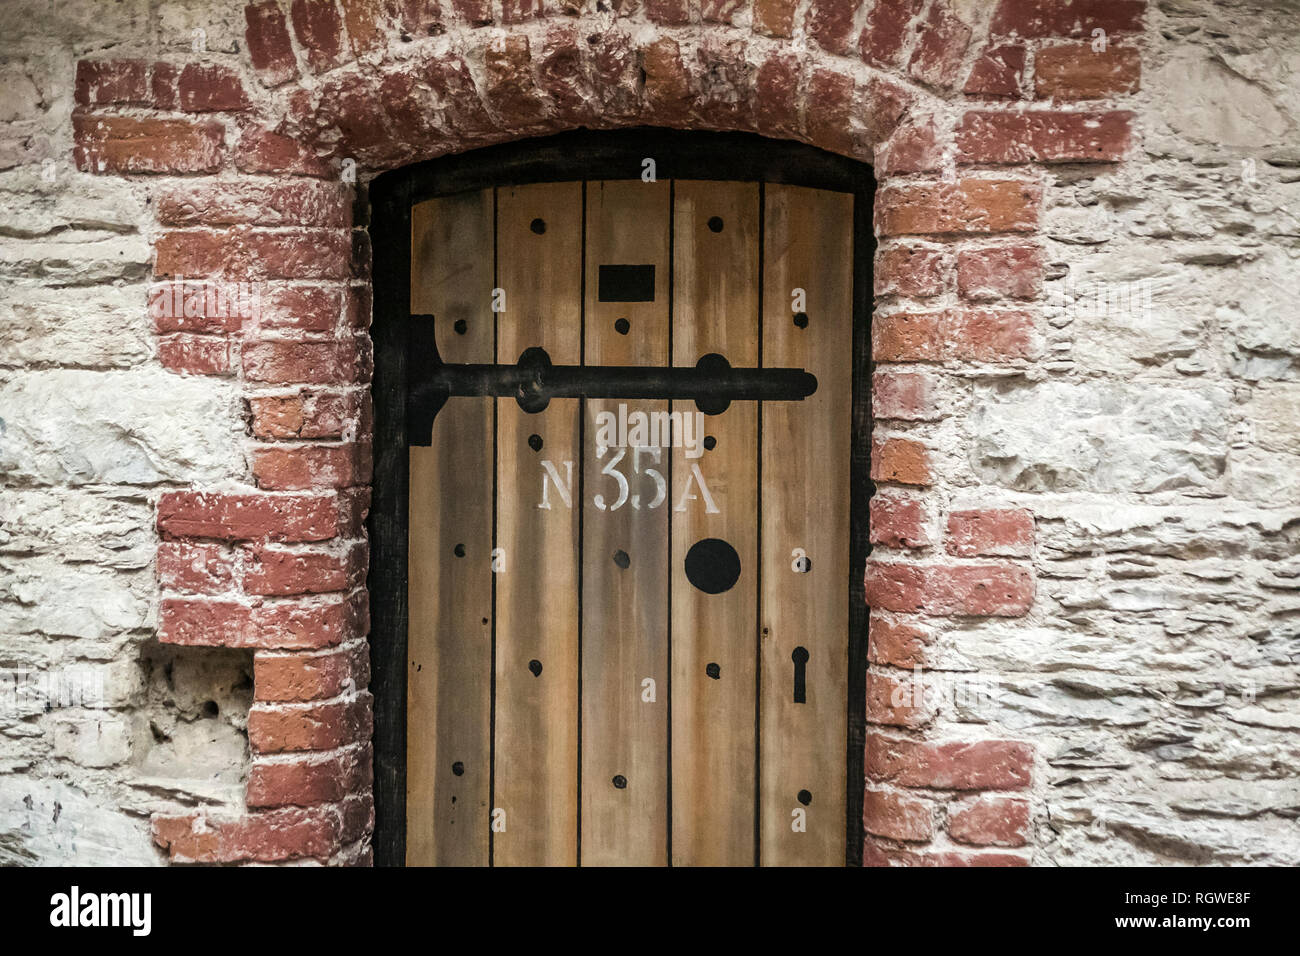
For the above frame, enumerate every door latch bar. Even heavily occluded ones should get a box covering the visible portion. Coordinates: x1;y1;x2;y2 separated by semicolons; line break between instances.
407;316;817;446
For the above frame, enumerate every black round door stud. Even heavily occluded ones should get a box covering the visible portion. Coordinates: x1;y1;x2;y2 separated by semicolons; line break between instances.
706;662;721;680
528;433;543;452
684;537;742;594
530;217;546;235
703;435;717;451
453;543;466;558
451;761;465;777
614;317;630;335
793;312;809;329
707;215;724;233
454;318;468;335
798;789;812;806
613;549;630;569
612;775;627;789
528;659;543;677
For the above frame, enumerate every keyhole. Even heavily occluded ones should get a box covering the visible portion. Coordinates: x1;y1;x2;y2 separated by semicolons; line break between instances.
792;646;809;704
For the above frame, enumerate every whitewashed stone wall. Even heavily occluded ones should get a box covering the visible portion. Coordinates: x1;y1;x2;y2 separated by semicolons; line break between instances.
0;0;1297;865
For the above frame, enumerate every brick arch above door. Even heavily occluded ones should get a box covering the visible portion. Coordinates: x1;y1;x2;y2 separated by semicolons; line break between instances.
70;0;1145;865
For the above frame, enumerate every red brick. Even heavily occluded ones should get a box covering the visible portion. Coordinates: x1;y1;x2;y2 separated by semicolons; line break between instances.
866;670;931;727
253;442;372;490
868;614;932;667
861;76;916;151
877;117;943;175
949;795;1031;846
486;35;548;128
347;286;372;329
75;59;148;106
806;0;862;55
964;43;1026;97
423;54;495;136
871;437;931;486
907;0;972;88
535;27;593;128
644;0;691;25
754;53;800;138
866;844;1030;866
397;0;444;38
860;0;924;69
150;62;180;109
1035;42;1141;100
157;334;234;375
157;541;237;595
864;788;934;842
159;593;366;650
247;746;372;808
991;0;1145;38
958;244;1044;300
244;543;366;595
867;734;1034;789
339;0;392;55
249;389;368;438
451;0;494;24
150;280;256;334
750;0;794;34
291;0;347;72
805;69;855;156
249;694;372;753
243;339;372;385
873;369;937;422
865;561;1035;616
875;243;947;298
946;509;1035;557
236;125;332;177
177;63;251;112
152;807;340;863
873;312;945;362
952;309;1038;361
255;644;370;702
155;228;351;280
870;491;930;548
157;491;344;542
73;114;225;175
956;110;1134;164
259;286;347;332
245;0;300;86
876;180;1041;236
157;181;349;228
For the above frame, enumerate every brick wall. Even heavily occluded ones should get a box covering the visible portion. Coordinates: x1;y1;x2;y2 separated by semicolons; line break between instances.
3;0;1298;866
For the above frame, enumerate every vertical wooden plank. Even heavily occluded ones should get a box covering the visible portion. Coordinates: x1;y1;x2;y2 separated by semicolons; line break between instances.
760;185;853;866
407;189;495;866
581;179;671;866
493;183;582;866
669;181;760;865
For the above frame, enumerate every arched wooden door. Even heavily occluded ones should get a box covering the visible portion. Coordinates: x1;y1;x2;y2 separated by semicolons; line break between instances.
368;131;873;867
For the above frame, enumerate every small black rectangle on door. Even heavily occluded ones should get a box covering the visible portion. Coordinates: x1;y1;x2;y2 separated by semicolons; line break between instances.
598;264;655;302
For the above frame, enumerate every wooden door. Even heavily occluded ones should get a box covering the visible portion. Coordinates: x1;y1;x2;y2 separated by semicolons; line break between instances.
406;179;852;866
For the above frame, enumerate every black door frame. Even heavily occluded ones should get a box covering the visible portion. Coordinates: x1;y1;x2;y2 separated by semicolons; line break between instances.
367;128;875;866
